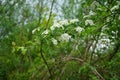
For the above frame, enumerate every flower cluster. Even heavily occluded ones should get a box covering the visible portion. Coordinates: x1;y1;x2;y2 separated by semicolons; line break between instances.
42;29;49;35
69;19;79;23
32;19;82;45
75;26;84;33
83;10;95;26
50;19;79;31
51;38;58;45
83;10;96;18
59;20;69;26
111;1;120;11
111;5;119;11
50;23;64;30
59;33;71;42
32;27;40;34
85;19;94;26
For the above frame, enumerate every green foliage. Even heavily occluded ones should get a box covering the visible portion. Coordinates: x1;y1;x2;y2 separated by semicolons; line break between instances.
0;0;120;80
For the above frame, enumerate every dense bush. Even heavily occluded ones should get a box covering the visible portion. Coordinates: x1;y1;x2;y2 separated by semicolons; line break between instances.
0;0;120;80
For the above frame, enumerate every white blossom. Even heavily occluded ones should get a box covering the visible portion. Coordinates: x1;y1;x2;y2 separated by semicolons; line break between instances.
104;2;107;5
51;38;58;45
75;26;84;33
59;20;69;25
50;19;79;31
70;19;79;23
50;26;55;30
32;28;37;34
111;5;119;11
54;23;63;28
83;15;91;18
85;19;95;26
59;33;71;42
42;29;49;35
89;11;96;16
32;28;40;34
50;23;63;30
83;11;96;18
106;17;110;22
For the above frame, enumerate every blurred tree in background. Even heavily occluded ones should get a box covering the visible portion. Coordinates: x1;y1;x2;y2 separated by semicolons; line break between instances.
0;0;120;80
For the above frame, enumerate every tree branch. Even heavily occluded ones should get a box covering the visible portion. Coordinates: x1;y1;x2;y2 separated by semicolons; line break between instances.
90;66;105;80
40;40;53;79
45;0;55;29
39;0;55;79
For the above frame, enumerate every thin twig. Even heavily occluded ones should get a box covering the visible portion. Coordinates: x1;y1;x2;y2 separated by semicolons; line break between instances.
38;0;43;25
45;0;55;29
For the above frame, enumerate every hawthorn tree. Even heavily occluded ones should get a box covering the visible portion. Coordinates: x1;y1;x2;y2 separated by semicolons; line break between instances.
0;0;120;80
